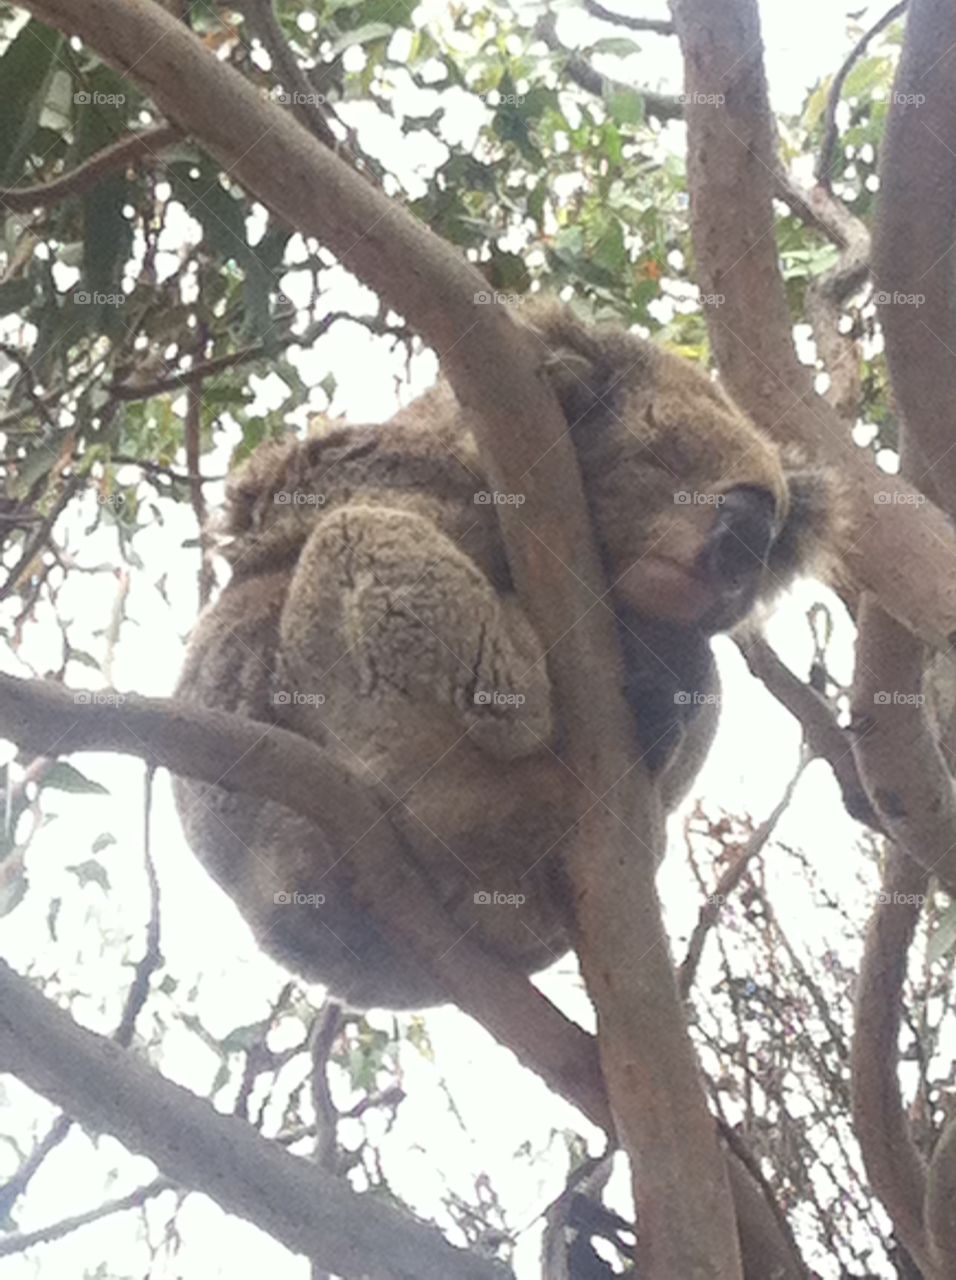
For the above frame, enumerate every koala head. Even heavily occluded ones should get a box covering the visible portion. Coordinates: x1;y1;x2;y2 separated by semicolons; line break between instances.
527;302;834;635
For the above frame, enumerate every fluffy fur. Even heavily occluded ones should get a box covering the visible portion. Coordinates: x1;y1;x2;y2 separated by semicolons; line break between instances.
173;301;834;1009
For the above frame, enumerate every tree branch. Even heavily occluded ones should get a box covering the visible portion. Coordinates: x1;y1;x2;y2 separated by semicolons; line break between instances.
871;0;956;522
669;0;956;653
850;849;933;1276
0;958;509;1280
18;3;745;1273
817;2;909;188
0;673;610;1133
737;634;879;829
0;124;180;212
582;2;676;36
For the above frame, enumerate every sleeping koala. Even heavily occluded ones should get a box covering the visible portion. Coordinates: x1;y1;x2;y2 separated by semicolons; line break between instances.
174;301;832;1008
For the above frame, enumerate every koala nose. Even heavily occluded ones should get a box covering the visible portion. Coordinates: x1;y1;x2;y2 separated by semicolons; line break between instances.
703;486;777;595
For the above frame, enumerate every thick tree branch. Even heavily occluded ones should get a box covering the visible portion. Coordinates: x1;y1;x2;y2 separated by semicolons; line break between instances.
872;0;956;522
851;597;956;891
669;0;956;653
0;673;609;1131
0;959;508;1280
18;3;745;1273
850;849;933;1276
0;678;808;1279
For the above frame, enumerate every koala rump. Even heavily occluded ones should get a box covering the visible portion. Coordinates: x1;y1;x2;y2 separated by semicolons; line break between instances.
174;301;833;1009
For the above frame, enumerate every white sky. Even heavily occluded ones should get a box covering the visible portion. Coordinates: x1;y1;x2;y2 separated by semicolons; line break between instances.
0;3;901;1277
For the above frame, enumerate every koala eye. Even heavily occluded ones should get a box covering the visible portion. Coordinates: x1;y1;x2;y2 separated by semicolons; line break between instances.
704;485;778;592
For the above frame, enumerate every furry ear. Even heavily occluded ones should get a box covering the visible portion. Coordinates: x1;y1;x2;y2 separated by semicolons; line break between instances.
766;465;835;585
520;300;647;429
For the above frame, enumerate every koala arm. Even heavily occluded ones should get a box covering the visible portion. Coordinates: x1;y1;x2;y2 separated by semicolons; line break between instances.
276;502;555;779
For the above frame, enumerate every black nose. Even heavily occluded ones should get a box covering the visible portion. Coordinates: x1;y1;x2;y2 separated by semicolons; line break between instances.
703;486;777;594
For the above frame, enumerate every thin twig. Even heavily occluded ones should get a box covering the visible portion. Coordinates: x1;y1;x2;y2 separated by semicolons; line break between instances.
817;2;908;188
0;125;181;212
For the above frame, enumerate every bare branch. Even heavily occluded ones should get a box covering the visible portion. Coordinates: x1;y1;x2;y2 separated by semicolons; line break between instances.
534;14;683;121
926;1111;956;1271
0;124;180;212
851;848;932;1275
0;672;611;1134
0;958;509;1280
582;3;675;36
737;634;879;829
0;1176;172;1260
851;597;956;891
872;0;956;520
678;759;807;997
817;3;909;188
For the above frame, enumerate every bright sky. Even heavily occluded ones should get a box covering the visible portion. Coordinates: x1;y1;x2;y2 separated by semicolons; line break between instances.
0;4;898;1277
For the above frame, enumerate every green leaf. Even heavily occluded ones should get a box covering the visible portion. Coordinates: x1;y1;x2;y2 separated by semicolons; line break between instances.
0;18;65;183
67;859;111;892
929;902;956;964
590;37;643;58
605;88;645;127
42;762;109;796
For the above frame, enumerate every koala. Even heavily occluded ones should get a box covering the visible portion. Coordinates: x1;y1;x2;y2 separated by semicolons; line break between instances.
173;301;832;1009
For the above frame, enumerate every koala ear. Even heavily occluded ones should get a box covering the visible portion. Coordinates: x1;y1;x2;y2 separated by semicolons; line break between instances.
522;303;618;427
766;465;835;585
540;347;618;427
